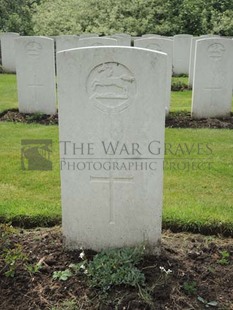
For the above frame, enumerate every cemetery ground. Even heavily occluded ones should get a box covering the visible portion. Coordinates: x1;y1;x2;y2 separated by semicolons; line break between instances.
0;225;233;310
0;74;233;309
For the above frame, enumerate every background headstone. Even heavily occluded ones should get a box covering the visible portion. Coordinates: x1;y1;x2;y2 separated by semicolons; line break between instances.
191;38;233;118
56;35;80;53
79;33;99;38
77;37;117;47
0;32;20;72
173;34;193;75
189;35;220;87
110;34;132;46
57;46;167;252
142;34;161;38
16;36;56;114
134;37;173;114
188;36;199;88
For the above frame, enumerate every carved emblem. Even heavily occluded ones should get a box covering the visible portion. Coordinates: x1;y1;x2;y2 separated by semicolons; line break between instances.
25;41;42;57
87;62;136;113
207;43;225;61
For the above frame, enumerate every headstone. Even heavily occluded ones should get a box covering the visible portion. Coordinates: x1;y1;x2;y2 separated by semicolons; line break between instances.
188;36;199;88
110;34;131;46
189;35;220;87
15;36;56;114
57;46;167;253
134;37;173;114
79;33;99;38
0;32;20;72
56;35;80;53
173;34;193;75
77;37;117;47
200;34;220;38
142;34;161;38
192;38;233;118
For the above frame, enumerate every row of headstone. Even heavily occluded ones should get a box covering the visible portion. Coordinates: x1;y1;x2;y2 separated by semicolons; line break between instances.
1;33;232;118
14;36;173;116
55;34;131;52
1;32;229;75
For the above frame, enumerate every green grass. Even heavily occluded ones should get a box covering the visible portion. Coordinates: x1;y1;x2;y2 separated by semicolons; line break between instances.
0;122;61;226
164;128;233;235
0;74;18;112
0;122;232;234
170;91;192;112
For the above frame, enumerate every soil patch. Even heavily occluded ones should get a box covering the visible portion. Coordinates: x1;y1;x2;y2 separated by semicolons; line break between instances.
0;227;232;310
1;109;233;129
166;112;233;129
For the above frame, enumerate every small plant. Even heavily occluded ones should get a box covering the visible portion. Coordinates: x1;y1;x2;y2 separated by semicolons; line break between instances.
0;224;44;277
0;224;18;249
159;266;172;285
2;244;28;277
51;299;78;310
52;269;73;281
183;281;197;296
217;250;230;265
26;262;42;275
85;246;145;292
26;112;45;122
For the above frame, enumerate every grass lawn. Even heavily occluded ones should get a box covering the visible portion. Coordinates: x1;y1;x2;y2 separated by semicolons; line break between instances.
0;74;232;234
0;121;232;234
0;122;61;225
163;128;233;234
0;74;18;112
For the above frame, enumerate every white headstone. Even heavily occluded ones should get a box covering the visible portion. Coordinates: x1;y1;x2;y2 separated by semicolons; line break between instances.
57;46;167;252
56;35;80;53
77;37;117;47
192;38;233;118
134;37;173;114
173;34;193;75
188;36;199;88
15;36;56;114
189;35;220;87
0;32;20;72
200;34;220;38
110;34;131;46
142;34;161;38
79;33;99;38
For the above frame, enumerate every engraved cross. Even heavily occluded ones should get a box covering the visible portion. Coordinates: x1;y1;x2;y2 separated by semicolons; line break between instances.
90;174;133;224
28;76;43;105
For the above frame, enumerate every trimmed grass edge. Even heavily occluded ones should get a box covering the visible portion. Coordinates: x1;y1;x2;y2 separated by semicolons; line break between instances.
0;215;232;236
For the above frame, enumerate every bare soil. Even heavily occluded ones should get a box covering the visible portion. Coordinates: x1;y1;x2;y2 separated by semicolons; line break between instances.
1;109;233;129
0;227;232;310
